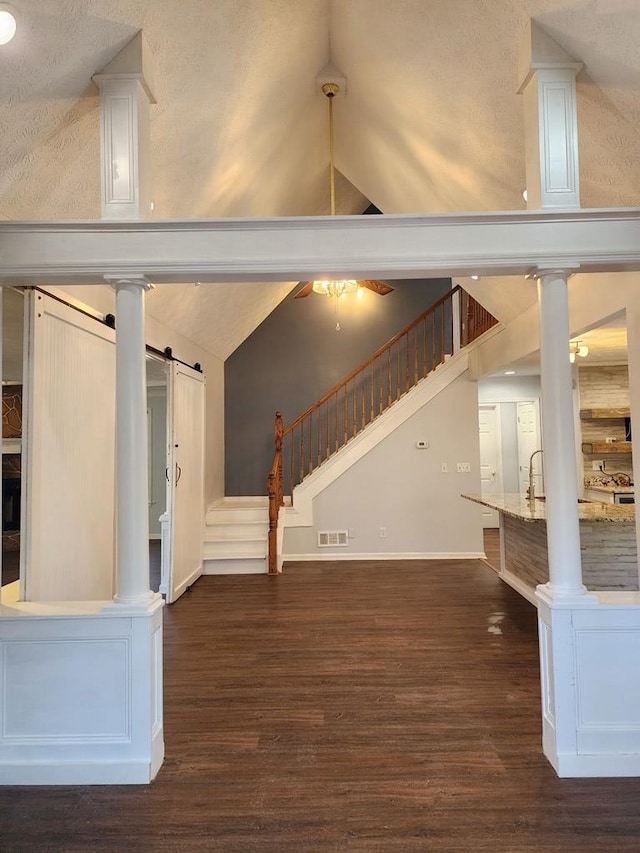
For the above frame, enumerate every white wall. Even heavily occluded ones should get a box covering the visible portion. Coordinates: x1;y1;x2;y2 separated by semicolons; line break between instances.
283;372;484;558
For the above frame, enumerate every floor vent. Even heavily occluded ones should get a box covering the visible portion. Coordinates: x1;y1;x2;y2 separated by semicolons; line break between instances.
317;530;349;547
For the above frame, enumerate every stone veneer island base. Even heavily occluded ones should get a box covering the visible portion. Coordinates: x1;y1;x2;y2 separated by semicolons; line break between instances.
463;494;638;603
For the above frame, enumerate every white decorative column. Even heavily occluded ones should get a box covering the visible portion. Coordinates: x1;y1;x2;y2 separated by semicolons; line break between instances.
535;269;586;597
93;32;156;220
517;21;582;210
110;277;156;606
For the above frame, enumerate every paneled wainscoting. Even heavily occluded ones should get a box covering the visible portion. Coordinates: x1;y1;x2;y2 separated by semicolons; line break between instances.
1;559;640;851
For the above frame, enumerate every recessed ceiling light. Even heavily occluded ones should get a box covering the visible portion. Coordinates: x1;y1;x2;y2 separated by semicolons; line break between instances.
504;370;516;375
0;4;17;45
470;275;480;281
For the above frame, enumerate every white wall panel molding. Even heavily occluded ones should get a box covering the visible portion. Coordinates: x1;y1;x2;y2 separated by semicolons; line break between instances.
3;210;640;284
518;21;582;210
536;589;640;777
93;32;155;221
0;598;163;785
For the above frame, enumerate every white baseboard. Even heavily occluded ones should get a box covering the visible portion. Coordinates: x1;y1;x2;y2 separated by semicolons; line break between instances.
172;565;203;598
283;551;486;563
499;568;538;607
546;748;640;778
0;755;163;785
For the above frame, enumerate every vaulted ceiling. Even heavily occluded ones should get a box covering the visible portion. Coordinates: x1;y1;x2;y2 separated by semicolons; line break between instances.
2;0;640;358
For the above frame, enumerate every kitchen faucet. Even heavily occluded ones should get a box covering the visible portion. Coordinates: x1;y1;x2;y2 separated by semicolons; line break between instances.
527;448;544;501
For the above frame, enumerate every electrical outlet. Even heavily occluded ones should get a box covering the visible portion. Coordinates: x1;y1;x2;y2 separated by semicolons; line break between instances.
441;462;448;473
416;440;429;449
456;462;471;473
379;526;387;538
592;460;605;471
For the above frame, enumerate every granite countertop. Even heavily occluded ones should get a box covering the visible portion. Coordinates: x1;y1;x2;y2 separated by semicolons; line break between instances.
584;483;635;495
461;493;636;523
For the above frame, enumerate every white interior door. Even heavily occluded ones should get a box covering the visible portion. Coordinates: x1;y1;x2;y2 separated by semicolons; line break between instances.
164;361;205;603
21;291;116;601
517;400;543;495
478;404;503;528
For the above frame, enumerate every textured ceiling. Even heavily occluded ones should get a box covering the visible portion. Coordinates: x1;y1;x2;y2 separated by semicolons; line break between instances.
2;0;640;357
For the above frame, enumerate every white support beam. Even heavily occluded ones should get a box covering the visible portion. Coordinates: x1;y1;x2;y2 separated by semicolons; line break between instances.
3;210;640;284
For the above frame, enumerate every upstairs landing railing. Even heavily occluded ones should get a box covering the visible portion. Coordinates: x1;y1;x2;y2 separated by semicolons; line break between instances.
267;285;497;573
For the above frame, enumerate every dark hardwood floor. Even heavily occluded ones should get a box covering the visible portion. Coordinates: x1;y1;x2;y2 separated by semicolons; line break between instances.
1;557;640;851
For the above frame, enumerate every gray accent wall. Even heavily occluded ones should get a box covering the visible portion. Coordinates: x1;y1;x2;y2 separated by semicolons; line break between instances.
225;278;451;495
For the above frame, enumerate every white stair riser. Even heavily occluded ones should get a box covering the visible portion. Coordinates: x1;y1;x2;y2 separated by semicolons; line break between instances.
203;557;268;575
204;522;269;540
205;508;268;525
203;540;267;559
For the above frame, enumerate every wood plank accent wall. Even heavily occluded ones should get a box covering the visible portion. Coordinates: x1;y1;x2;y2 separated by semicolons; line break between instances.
578;364;632;479
503;515;639;591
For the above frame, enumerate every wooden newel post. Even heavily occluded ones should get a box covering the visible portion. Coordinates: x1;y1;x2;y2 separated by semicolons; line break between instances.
267;411;284;575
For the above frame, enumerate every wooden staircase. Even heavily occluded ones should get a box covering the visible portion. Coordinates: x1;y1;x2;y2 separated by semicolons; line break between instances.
267;285;498;572
202;286;498;576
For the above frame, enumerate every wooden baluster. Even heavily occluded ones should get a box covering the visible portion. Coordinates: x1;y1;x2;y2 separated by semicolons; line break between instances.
343;384;348;445
289;426;294;496
422;316;427;377
431;313;436;373
361;381;365;431
370;364;374;423
308;417;313;475
440;305;445;364
352;380;357;437
334;392;338;452
404;332;409;392
387;350;392;408
317;410;321;467
414;326;419;385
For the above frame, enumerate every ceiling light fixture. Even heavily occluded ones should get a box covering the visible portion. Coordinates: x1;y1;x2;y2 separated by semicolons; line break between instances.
569;340;589;363
522;189;528;202
312;83;359;306
470;275;480;281
0;4;16;45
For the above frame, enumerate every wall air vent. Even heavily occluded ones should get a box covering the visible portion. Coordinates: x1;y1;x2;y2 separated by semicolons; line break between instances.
317;530;349;547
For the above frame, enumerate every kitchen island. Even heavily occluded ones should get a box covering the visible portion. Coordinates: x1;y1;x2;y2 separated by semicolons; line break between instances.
463;494;638;603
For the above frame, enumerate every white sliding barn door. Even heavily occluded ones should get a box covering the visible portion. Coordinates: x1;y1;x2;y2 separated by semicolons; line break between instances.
21;291;116;601
164;362;205;603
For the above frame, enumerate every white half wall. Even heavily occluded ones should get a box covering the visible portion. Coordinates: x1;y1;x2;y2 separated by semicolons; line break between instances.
283;371;484;560
538;588;640;777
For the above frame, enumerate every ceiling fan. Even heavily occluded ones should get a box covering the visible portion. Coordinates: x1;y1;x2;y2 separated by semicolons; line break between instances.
295;279;394;299
295;81;395;303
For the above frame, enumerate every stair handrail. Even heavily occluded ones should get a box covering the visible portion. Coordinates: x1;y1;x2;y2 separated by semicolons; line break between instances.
267;286;497;573
282;284;464;435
